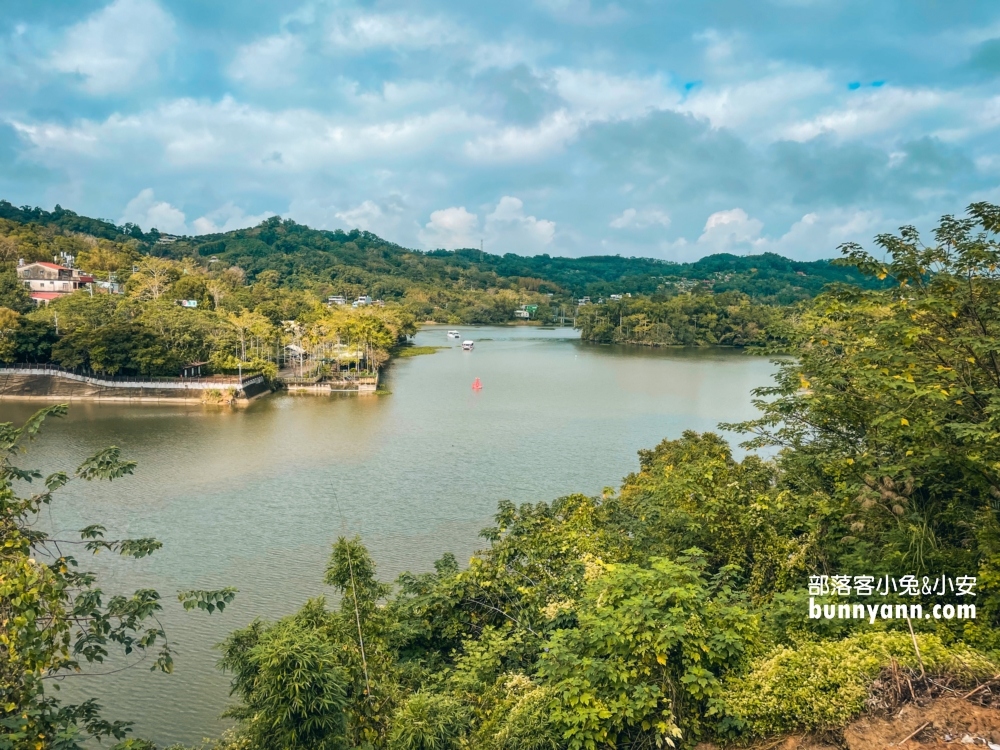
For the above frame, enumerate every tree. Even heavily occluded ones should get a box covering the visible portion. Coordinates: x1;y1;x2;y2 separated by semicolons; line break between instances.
75;241;138;278
0;406;236;748
227;310;275;363
51;321;183;376
126;257;179;301
170;274;210;307
0;307;20;361
539;554;756;748
219;614;351;750
44;292;120;333
218;538;398;750
12;319;57;363
0;269;31;313
206;279;227;310
0;235;18;263
731;202;1000;628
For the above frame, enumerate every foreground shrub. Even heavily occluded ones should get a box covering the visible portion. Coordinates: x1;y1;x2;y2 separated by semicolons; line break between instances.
724;631;998;735
539;553;759;748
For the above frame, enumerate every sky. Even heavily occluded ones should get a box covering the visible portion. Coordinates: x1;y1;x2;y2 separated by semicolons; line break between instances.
1;1;1000;261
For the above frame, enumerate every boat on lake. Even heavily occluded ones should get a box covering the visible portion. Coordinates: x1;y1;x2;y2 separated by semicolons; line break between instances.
462;340;474;351
447;330;461;338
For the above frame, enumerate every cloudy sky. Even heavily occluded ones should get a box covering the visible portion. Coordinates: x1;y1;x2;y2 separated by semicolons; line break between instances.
1;0;999;260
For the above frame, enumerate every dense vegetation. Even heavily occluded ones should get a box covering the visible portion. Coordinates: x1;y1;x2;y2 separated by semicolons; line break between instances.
0;199;878;328
0;222;417;378
173;217;874;305
4;204;1000;749
576;290;787;347
0;199;885;376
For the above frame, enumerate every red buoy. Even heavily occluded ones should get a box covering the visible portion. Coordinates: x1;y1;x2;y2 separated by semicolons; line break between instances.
472;377;482;390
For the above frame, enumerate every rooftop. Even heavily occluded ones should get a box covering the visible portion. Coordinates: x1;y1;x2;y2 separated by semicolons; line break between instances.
29;262;68;270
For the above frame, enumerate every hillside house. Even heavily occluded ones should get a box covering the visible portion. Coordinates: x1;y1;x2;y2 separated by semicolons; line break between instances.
17;261;95;305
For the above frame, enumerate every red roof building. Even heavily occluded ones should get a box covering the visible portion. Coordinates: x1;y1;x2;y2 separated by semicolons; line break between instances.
29;292;65;305
17;261;96;303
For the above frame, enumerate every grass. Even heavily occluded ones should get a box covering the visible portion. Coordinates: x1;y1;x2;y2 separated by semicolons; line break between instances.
392;345;446;358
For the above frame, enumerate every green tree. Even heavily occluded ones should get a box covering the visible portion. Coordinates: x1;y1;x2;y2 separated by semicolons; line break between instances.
0;307;20;362
731;202;1000;635
12;320;57;363
219;613;351;750
51;321;183;376
167;274;209;307
126;257;179;301
0;269;31;313
539;554;757;748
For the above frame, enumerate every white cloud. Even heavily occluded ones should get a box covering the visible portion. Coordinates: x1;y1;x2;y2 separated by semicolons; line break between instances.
323;6;541;71
695;29;740;68
192;203;276;235
418;197;556;252
419;206;480;249
228;33;304;88
781;86;949;142
346;79;455;114
328;12;461;51
763;208;884;260
696;208;764;253
332;196;409;237
50;0;176;95
118;189;273;235
465;110;580;161
12;97;490;170
680;67;833;136
609;208;638;229
485;196;556;252
465;70;676;161
553;68;676;120
535;0;626;25
609;207;671;229
336;200;385;230
661;207;886;261
472;39;549;72
119;188;187;234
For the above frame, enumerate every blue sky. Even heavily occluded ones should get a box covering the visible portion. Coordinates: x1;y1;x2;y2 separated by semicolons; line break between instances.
1;0;999;260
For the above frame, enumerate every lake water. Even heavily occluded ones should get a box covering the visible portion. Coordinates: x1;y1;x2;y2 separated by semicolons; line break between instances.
1;326;778;746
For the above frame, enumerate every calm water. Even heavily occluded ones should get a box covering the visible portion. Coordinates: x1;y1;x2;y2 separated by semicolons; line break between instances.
1;326;776;746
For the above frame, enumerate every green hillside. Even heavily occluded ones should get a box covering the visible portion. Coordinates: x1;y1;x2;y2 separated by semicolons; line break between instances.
0;200;877;307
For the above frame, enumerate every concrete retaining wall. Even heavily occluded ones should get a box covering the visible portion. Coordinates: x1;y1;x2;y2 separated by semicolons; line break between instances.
0;371;272;403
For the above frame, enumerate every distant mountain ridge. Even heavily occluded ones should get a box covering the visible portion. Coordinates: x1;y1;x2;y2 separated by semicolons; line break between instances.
0;199;875;301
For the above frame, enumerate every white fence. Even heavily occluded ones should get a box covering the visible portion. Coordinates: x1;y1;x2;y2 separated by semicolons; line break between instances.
0;364;264;392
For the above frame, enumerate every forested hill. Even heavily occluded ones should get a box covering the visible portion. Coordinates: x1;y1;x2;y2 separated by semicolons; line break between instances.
0;199;876;302
0;199;141;242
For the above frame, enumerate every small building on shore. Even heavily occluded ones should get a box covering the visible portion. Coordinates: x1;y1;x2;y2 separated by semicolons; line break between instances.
180;361;208;378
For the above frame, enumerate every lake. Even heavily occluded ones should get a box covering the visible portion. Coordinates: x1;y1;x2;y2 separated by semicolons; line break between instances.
1;326;778;746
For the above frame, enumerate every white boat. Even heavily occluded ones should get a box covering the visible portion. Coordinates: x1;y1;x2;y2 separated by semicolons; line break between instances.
447;330;461;338
462;340;474;351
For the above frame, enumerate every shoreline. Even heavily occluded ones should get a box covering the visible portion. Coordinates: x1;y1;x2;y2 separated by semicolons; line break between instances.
0;369;273;405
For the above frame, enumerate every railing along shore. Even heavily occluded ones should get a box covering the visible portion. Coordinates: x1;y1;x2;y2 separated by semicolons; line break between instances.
279;374;378;385
0;363;265;391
